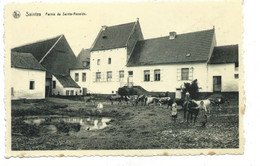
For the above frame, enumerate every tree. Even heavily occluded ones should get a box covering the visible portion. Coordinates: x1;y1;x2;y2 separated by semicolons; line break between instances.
182;79;199;99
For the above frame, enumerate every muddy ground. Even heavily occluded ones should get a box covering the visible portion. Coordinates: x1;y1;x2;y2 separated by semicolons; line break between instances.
11;96;239;150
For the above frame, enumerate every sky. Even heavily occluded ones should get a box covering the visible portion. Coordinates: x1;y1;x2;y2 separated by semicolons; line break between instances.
5;1;243;56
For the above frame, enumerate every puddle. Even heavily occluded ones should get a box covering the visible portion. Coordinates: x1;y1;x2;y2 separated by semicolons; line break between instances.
23;116;111;134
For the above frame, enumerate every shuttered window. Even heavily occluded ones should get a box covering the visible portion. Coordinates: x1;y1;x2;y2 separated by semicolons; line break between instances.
96;72;101;82
154;69;160;81
144;70;150;82
181;68;189;80
107;71;112;82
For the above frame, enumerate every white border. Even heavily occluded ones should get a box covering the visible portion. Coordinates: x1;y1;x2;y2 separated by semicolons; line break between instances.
1;0;260;165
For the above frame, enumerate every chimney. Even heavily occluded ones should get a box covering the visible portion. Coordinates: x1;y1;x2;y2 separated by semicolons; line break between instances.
101;25;107;31
169;31;177;40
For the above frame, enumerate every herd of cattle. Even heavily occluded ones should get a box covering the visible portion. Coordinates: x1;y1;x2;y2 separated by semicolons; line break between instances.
84;94;228;110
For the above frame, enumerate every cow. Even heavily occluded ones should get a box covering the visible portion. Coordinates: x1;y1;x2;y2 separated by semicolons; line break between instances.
183;100;200;123
145;96;159;106
158;97;174;109
107;95;122;105
137;95;147;106
193;98;214;113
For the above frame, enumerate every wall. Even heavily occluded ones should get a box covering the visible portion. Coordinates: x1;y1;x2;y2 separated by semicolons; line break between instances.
11;68;46;99
207;63;239;92
70;69;91;95
89;48;128;94
52;76;81;96
128;63;209;92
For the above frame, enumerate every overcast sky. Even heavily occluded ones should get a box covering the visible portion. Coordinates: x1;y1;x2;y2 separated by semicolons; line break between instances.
5;1;242;56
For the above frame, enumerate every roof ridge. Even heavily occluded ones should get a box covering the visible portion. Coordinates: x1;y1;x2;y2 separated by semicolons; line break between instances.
214;44;239;48
12;34;64;49
39;34;64;63
138;28;215;42
105;21;135;28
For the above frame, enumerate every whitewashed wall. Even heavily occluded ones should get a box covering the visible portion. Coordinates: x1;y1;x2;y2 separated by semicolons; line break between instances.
89;48;128;94
52;76;81;96
128;63;209;92
70;69;91;95
207;63;239;92
11;68;46;99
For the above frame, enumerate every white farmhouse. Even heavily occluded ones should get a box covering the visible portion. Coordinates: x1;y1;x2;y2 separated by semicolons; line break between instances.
11;52;46;99
89;19;144;94
69;49;91;95
86;20;239;94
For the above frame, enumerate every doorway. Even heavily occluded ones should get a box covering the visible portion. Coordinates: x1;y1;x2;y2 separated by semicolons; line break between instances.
213;76;222;92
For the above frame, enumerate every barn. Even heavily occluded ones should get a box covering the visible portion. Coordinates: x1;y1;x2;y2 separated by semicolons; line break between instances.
12;34;78;96
11;51;46;99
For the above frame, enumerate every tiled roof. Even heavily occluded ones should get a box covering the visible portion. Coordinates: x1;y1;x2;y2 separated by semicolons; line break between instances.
11;51;46;71
54;75;80;88
11;35;76;76
91;22;136;51
71;49;90;70
127;29;215;66
208;45;238;64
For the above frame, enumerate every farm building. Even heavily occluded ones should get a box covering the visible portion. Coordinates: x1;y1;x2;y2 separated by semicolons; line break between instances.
12;34;79;96
52;74;81;96
11;51;46;99
84;20;239;94
69;49;91;95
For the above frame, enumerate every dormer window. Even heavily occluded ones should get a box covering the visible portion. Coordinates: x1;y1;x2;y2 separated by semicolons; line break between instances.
108;58;111;64
82;61;88;67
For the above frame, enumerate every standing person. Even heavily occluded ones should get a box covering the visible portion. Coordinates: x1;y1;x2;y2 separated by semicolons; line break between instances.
171;102;178;122
193;100;208;127
183;91;191;121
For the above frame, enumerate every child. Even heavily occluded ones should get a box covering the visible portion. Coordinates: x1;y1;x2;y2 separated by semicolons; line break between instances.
171;102;178;122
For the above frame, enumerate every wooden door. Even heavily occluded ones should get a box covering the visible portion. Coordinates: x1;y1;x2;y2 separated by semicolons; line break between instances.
213;76;222;92
83;88;87;95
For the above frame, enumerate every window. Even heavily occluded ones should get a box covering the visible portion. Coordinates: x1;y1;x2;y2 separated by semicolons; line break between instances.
75;73;79;82
234;74;239;79
52;81;56;89
128;71;133;76
66;90;69;96
29;81;35;90
181;68;189;80
96;72;101;82
82;73;86;82
154;69;161;81
108;58;111;64
107;71;112;82
70;90;74;96
11;87;14;96
144;70;150;82
119;70;124;81
97;59;100;65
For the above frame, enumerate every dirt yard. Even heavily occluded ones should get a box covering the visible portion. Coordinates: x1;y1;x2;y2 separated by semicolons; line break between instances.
11;95;239;150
